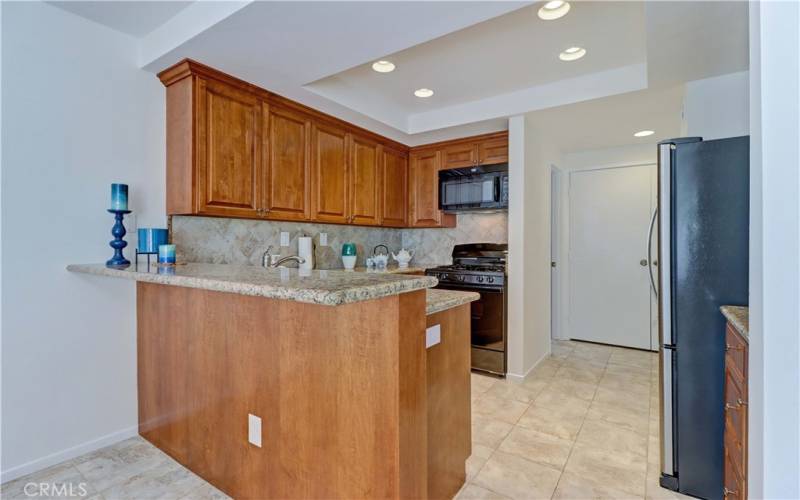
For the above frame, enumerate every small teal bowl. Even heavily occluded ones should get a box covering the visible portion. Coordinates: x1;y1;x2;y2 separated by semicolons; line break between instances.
342;243;357;256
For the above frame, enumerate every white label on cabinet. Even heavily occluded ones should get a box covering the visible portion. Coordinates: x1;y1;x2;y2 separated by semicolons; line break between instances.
426;324;441;349
248;414;262;447
280;232;290;247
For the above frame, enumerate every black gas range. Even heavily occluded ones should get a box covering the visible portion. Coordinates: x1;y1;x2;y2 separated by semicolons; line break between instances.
426;243;508;376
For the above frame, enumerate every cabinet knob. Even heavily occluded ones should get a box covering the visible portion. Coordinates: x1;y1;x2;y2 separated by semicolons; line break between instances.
725;343;744;351
723;487;738;498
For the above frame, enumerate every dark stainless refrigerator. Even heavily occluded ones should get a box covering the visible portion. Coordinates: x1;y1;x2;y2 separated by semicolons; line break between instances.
656;136;749;500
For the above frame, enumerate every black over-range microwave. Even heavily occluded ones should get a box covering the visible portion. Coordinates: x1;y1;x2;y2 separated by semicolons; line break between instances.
438;164;509;212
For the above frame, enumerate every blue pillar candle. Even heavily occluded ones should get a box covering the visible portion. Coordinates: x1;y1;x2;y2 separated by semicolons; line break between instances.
158;244;176;265
110;183;128;211
138;228;168;253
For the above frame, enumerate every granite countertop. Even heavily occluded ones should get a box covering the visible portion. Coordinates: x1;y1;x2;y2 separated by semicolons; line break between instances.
426;289;480;315
67;263;437;307
351;265;427;275
721;305;749;341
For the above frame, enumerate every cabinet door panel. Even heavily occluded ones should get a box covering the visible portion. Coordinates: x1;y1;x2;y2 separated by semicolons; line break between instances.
409;150;442;227
266;106;310;220
311;123;349;223
350;135;381;226
382;148;408;227
197;78;261;217
442;143;477;169
478;136;509;165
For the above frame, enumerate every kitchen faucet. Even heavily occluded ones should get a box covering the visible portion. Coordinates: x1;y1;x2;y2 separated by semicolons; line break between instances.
262;245;306;268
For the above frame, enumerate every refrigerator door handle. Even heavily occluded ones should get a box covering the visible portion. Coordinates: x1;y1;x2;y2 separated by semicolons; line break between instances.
647;207;659;297
658;142;674;347
661;346;675;477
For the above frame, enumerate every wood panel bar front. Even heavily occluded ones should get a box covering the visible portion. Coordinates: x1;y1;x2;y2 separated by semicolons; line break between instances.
137;282;427;499
426;305;471;500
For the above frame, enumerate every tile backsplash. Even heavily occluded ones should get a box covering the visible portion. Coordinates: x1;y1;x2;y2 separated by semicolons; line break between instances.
172;212;508;269
400;212;508;265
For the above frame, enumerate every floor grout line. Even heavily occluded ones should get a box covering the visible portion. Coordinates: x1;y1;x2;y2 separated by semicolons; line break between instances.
549;349;608;499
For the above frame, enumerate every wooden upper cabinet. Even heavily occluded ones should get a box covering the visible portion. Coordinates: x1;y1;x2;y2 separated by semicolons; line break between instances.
409;149;455;228
439;132;508;170
159;60;505;230
310;122;349;223
350;135;382;226
266;106;311;220
196;77;262;218
478;135;509;165
442;142;478;169
382;148;408;227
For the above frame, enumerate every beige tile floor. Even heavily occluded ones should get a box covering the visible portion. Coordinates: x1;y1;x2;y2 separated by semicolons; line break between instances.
1;340;692;499
459;340;692;500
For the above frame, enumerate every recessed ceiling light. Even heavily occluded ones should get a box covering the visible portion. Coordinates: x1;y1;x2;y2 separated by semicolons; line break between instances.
371;60;395;73
414;88;434;98
634;130;655;137
538;0;570;20
558;46;586;61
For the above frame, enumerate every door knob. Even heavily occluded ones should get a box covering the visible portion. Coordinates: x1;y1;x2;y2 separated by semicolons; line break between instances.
640;259;648;266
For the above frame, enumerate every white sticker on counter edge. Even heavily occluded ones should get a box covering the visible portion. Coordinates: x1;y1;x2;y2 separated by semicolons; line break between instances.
426;324;441;349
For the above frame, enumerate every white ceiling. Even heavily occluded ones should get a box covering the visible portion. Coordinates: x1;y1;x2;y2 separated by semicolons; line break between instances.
526;85;685;153
49;1;193;37
645;1;749;86
307;2;646;130
50;1;748;146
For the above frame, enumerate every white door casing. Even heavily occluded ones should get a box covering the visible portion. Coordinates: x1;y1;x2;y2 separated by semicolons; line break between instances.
569;164;657;350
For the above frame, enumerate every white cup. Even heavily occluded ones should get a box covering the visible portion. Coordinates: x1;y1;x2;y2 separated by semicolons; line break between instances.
342;255;357;270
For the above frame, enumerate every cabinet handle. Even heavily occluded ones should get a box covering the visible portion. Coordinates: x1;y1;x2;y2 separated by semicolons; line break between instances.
726;343;744;351
725;400;748;410
723;487;738;497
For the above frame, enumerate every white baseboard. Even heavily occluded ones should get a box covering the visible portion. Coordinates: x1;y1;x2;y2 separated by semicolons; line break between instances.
1;425;139;484
505;350;550;383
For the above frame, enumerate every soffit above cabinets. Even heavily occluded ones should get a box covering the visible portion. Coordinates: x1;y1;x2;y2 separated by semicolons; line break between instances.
52;1;748;144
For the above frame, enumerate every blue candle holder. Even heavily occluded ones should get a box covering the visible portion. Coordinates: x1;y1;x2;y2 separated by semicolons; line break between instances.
106;209;132;268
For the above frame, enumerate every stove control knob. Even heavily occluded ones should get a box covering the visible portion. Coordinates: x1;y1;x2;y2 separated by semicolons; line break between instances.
458;275;465;282
487;276;494;283
477;276;484;283
440;273;448;280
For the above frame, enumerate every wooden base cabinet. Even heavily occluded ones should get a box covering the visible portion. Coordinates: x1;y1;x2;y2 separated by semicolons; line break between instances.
724;323;748;500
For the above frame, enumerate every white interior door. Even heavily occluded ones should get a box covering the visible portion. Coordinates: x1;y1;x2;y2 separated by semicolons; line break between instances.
569;164;656;350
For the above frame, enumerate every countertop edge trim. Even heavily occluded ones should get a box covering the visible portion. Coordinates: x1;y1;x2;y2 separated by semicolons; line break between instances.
67;264;436;306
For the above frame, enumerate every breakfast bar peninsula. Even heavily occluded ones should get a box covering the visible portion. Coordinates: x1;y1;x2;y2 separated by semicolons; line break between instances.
67;263;478;499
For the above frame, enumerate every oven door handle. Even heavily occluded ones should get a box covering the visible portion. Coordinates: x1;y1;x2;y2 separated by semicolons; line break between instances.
428;282;505;292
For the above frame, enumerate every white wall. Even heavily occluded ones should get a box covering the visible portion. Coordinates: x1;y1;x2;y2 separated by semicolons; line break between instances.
1;2;165;481
507;115;559;380
748;1;800;498
555;143;658;341
683;71;750;140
